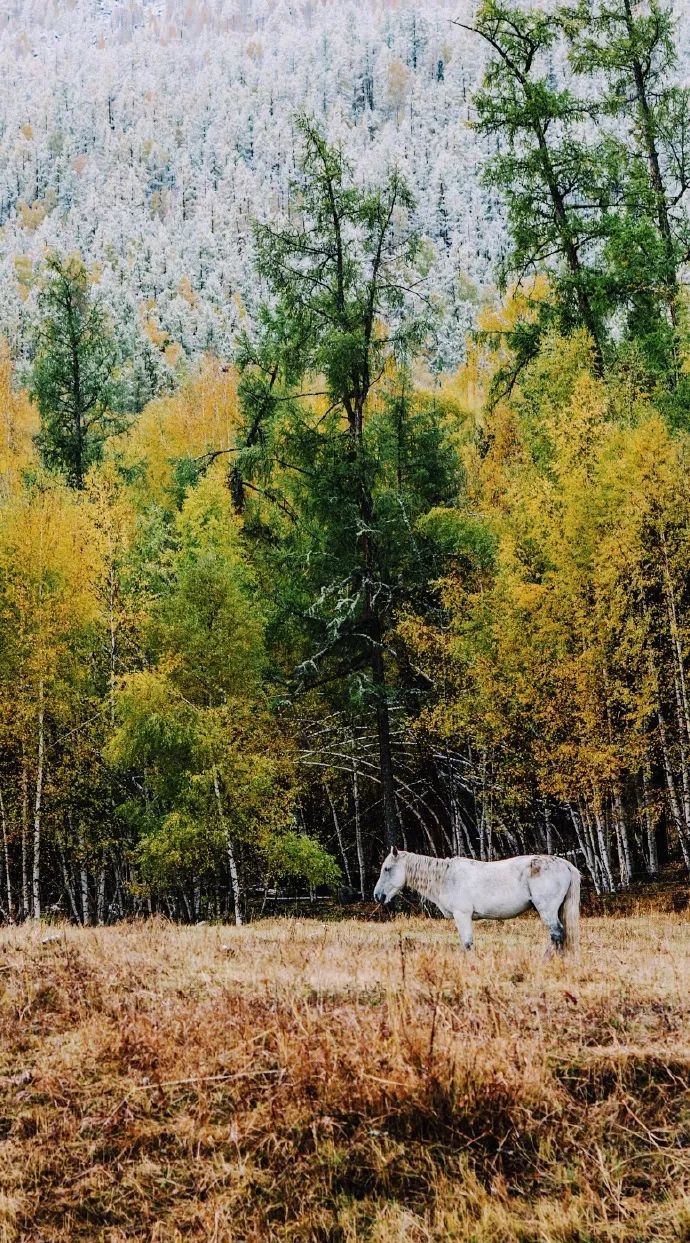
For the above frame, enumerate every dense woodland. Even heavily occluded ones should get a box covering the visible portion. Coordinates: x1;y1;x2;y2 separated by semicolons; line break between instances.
1;0;690;922
0;0;499;378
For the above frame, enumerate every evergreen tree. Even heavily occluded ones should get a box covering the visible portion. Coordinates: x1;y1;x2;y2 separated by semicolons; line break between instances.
234;118;457;851
566;0;690;400
29;254;124;489
462;0;690;409
455;1;608;381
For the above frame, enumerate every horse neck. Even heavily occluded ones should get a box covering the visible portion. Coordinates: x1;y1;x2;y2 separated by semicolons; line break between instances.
403;852;451;903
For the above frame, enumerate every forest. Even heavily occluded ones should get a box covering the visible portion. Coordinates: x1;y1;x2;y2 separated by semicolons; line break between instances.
1;0;690;923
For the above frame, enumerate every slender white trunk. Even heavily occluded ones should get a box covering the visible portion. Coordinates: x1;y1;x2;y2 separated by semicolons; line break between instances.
0;788;13;921
58;835;81;924
449;764;476;858
325;783;352;888
213;768;242;925
666;674;690;850
612;787;632;887
658;707;690;869
193;877;201;921
226;839;242;926
544;805;553;856
567;802;599;893
21;751;29;919
32;684;44;920
640;767;659;877
79;838;90;926
590;792;615;892
351;741;366;899
97;865;106;925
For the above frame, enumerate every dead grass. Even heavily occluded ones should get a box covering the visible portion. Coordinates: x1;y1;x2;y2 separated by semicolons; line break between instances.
1;912;690;1241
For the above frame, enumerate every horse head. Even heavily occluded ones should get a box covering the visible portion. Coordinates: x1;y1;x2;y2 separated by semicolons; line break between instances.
373;846;406;905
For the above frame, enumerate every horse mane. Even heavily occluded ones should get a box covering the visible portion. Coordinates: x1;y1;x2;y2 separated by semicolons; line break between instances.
403;851;455;900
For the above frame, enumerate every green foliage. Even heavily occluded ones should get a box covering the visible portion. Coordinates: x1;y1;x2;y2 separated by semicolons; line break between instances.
467;0;690;411
29;254;127;488
261;829;342;888
135;811;224;889
5;33;690;921
235;117;462;847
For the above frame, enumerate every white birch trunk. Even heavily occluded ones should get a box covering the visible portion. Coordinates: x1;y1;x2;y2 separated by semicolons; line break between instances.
351;741;366;900
31;683;44;920
213;768;243;925
589;792;615;892
567;802;599;893
21;751;29;919
640;767;659;878
0;788;13;921
325;782;352;888
657;707;690;870
97;865;106;925
71;818;90;925
612;787;632;887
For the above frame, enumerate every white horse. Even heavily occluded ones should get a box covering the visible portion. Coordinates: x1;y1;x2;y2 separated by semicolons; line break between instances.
373;847;580;955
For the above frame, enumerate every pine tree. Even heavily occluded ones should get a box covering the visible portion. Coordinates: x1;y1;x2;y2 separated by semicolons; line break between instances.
234;118;455;851
566;0;690;401
29;254;125;489
455;1;608;380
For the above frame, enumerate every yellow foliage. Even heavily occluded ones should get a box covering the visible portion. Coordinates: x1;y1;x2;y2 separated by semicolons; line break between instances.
177;276;197;306
0;346;38;498
387;59;410;111
122;358;241;504
17;192;56;232
0;484;105;722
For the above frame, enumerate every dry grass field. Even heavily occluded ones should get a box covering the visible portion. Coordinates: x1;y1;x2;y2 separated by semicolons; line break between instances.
1;912;689;1242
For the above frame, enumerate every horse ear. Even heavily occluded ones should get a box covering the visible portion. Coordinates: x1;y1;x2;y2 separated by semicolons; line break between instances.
392;845;398;857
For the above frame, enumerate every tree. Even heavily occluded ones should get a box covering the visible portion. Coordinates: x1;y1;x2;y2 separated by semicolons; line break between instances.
0;482;105;918
462;0;690;411
29;254;124;489
234;118;454;851
566;0;690;398
455;2;608;380
106;472;336;920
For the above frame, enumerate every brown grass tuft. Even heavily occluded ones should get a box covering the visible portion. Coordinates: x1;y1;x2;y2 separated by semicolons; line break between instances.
1;913;690;1240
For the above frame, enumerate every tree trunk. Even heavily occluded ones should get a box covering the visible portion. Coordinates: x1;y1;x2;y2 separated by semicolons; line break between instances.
0;788;14;921
325;782;352;889
352;743;366;898
640;766;659;879
32;684;45;920
612;786;632;887
544;804;553;856
589;792;615;892
657;706;690;870
21;750;29;920
370;628;398;849
58;836;81;924
213;768;243;925
567;801;600;893
74;819;90;925
97;864;107;925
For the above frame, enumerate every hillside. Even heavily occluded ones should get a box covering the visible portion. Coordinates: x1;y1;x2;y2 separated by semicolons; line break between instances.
0;0;498;374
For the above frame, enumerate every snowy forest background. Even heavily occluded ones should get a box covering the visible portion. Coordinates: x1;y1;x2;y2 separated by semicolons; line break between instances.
2;0;523;381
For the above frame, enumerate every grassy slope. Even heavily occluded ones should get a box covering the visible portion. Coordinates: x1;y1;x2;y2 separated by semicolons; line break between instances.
0;915;689;1242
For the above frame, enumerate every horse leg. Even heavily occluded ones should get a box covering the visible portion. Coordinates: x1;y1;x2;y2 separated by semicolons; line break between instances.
530;896;566;957
452;909;474;952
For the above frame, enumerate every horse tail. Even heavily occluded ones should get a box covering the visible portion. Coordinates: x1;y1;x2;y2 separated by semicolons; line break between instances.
561;864;581;954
